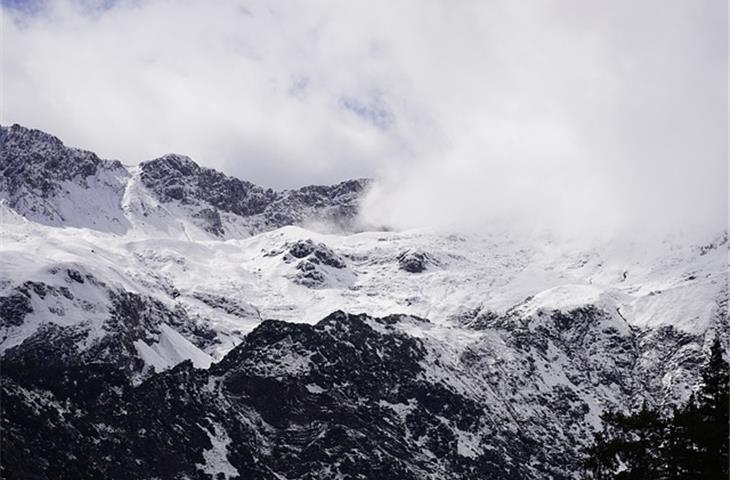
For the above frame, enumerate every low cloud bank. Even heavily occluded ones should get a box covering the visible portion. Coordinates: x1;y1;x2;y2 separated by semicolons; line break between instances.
3;0;726;240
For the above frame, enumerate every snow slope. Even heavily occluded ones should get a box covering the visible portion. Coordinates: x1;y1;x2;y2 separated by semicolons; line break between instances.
1;210;726;363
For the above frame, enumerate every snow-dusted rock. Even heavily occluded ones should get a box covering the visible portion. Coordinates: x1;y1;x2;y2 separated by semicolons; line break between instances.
1;124;370;239
0;124;130;233
397;249;438;273
1;124;728;480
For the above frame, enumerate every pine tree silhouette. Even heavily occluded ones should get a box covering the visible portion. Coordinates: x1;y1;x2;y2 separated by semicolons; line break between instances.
584;337;729;480
694;337;729;479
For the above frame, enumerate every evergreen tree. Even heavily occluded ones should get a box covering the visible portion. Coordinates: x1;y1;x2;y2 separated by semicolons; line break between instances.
585;404;665;479
585;432;618;480
584;337;729;480
694;337;729;479
665;397;702;479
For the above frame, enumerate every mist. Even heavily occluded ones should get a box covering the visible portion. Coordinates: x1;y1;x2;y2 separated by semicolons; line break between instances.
2;0;727;240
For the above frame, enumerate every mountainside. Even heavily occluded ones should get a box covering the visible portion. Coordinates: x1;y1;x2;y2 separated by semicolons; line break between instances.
0;124;369;239
0;124;727;480
0;124;131;233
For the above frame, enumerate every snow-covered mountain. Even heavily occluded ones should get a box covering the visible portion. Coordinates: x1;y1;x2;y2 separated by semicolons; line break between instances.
0;124;368;239
1;124;727;479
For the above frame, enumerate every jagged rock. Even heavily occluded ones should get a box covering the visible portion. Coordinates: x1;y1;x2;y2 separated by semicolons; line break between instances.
0;124;130;232
4;306;723;480
0;291;32;328
286;239;346;268
281;240;350;288
139;154;278;216
0;124;371;237
397;250;434;273
0;124;121;191
138;154;370;236
192;207;224;236
288;239;317;258
0;311;546;479
0;274;218;380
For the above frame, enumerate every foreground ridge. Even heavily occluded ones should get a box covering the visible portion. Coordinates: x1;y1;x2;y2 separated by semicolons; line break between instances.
1;309;725;479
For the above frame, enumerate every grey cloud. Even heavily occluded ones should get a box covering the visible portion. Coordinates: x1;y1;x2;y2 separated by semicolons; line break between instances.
2;0;726;239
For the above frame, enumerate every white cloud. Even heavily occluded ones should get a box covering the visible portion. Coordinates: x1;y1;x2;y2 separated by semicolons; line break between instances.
2;0;726;238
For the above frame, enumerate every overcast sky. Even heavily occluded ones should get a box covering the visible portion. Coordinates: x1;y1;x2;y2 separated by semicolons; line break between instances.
1;0;727;238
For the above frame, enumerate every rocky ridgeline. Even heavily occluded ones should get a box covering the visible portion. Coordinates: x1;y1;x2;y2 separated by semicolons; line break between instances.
0;266;218;381
0;124;130;231
138;154;368;235
0;125;125;194
2;304;717;479
0;124;370;236
0;311;599;479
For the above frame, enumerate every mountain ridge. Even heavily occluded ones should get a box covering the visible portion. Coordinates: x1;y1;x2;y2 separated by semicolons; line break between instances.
0;123;727;479
0;123;372;238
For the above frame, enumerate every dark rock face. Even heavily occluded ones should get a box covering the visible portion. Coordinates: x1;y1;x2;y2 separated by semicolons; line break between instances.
0;278;83;332
0;273;218;379
0;306;720;480
192;207;224;236
288;239;318;258
0;311;552;480
0;124;371;237
139;154;370;236
263;180;368;230
103;290;218;374
397;250;435;273
0;124;129;229
0;124;121;193
139;154;278;217
286;239;346;269
0;291;32;328
282;240;349;287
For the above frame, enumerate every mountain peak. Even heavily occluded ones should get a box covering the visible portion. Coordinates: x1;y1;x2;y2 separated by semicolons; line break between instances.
140;153;201;175
0;124;371;237
1;123;64;149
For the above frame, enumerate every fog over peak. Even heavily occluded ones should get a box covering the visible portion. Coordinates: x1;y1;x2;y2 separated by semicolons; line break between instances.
2;0;726;240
